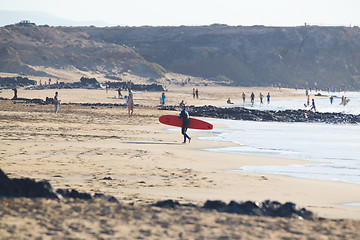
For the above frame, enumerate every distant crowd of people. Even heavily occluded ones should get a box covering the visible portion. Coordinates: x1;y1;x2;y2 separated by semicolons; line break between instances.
8;78;354;144
239;92;271;106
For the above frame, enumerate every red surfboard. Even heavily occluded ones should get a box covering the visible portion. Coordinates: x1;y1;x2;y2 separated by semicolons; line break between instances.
159;115;213;130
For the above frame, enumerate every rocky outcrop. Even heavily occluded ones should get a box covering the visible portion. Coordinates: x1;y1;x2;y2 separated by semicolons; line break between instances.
0;168;117;202
0;168;58;199
23;77;165;91
153;199;315;220
105;81;165;92
0;97;52;105
0;166;315;220
0;76;36;89
160;105;360;124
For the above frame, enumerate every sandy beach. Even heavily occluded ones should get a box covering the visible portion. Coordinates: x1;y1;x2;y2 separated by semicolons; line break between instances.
1;84;360;239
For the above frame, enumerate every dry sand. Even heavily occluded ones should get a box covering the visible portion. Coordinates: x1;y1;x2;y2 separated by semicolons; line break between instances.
1;84;360;239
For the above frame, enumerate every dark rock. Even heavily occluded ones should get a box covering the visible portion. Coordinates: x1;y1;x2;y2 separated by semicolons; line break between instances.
105;81;165;92
160;105;360;124
0;168;119;202
203;200;227;210
155;198;315;220
0;76;36;89
102;176;113;180
56;189;92;200
0;168;58;199
94;193;119;202
153;199;180;208
45;97;55;104
80;77;100;86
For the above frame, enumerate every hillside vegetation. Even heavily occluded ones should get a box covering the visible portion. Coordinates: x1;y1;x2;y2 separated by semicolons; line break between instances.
2;24;360;89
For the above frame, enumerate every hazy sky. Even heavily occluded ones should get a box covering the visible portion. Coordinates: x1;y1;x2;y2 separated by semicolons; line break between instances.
1;0;360;27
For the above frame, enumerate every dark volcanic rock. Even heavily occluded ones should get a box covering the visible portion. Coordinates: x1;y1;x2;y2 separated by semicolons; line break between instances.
0;168;118;202
154;199;315;220
153;199;181;208
203;200;314;219
105;81;165;92
160;105;360;124
24;77;165;92
0;169;58;199
56;189;92;200
0;76;37;89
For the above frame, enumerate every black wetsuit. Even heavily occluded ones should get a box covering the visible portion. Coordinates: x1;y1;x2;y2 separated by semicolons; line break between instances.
179;109;190;142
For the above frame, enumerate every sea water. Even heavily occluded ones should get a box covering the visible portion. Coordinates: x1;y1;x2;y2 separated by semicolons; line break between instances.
226;90;360;115
200;91;360;185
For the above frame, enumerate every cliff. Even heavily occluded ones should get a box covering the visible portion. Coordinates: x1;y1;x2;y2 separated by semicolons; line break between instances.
0;25;164;79
2;24;360;89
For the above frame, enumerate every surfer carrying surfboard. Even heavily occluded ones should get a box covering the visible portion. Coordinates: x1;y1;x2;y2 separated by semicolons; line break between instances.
179;105;191;144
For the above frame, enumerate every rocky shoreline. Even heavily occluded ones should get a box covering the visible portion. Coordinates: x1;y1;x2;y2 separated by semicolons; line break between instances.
0;168;315;220
2;96;359;123
24;77;165;92
161;105;360;124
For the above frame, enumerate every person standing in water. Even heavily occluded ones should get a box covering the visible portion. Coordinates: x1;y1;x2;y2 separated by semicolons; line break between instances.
127;91;134;117
267;93;271;104
250;92;255;106
178;105;191;144
54;92;61;113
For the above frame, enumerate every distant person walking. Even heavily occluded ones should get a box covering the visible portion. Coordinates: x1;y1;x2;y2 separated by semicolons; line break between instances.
242;92;246;104
179;105;191;144
160;92;166;106
195;88;199;99
11;88;17;99
267;93;271;104
259;93;264;104
193;88;196;99
329;96;334;104
310;99;316;112
250;92;255;106
54;92;60;113
106;84;109;93
127;91;134;117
